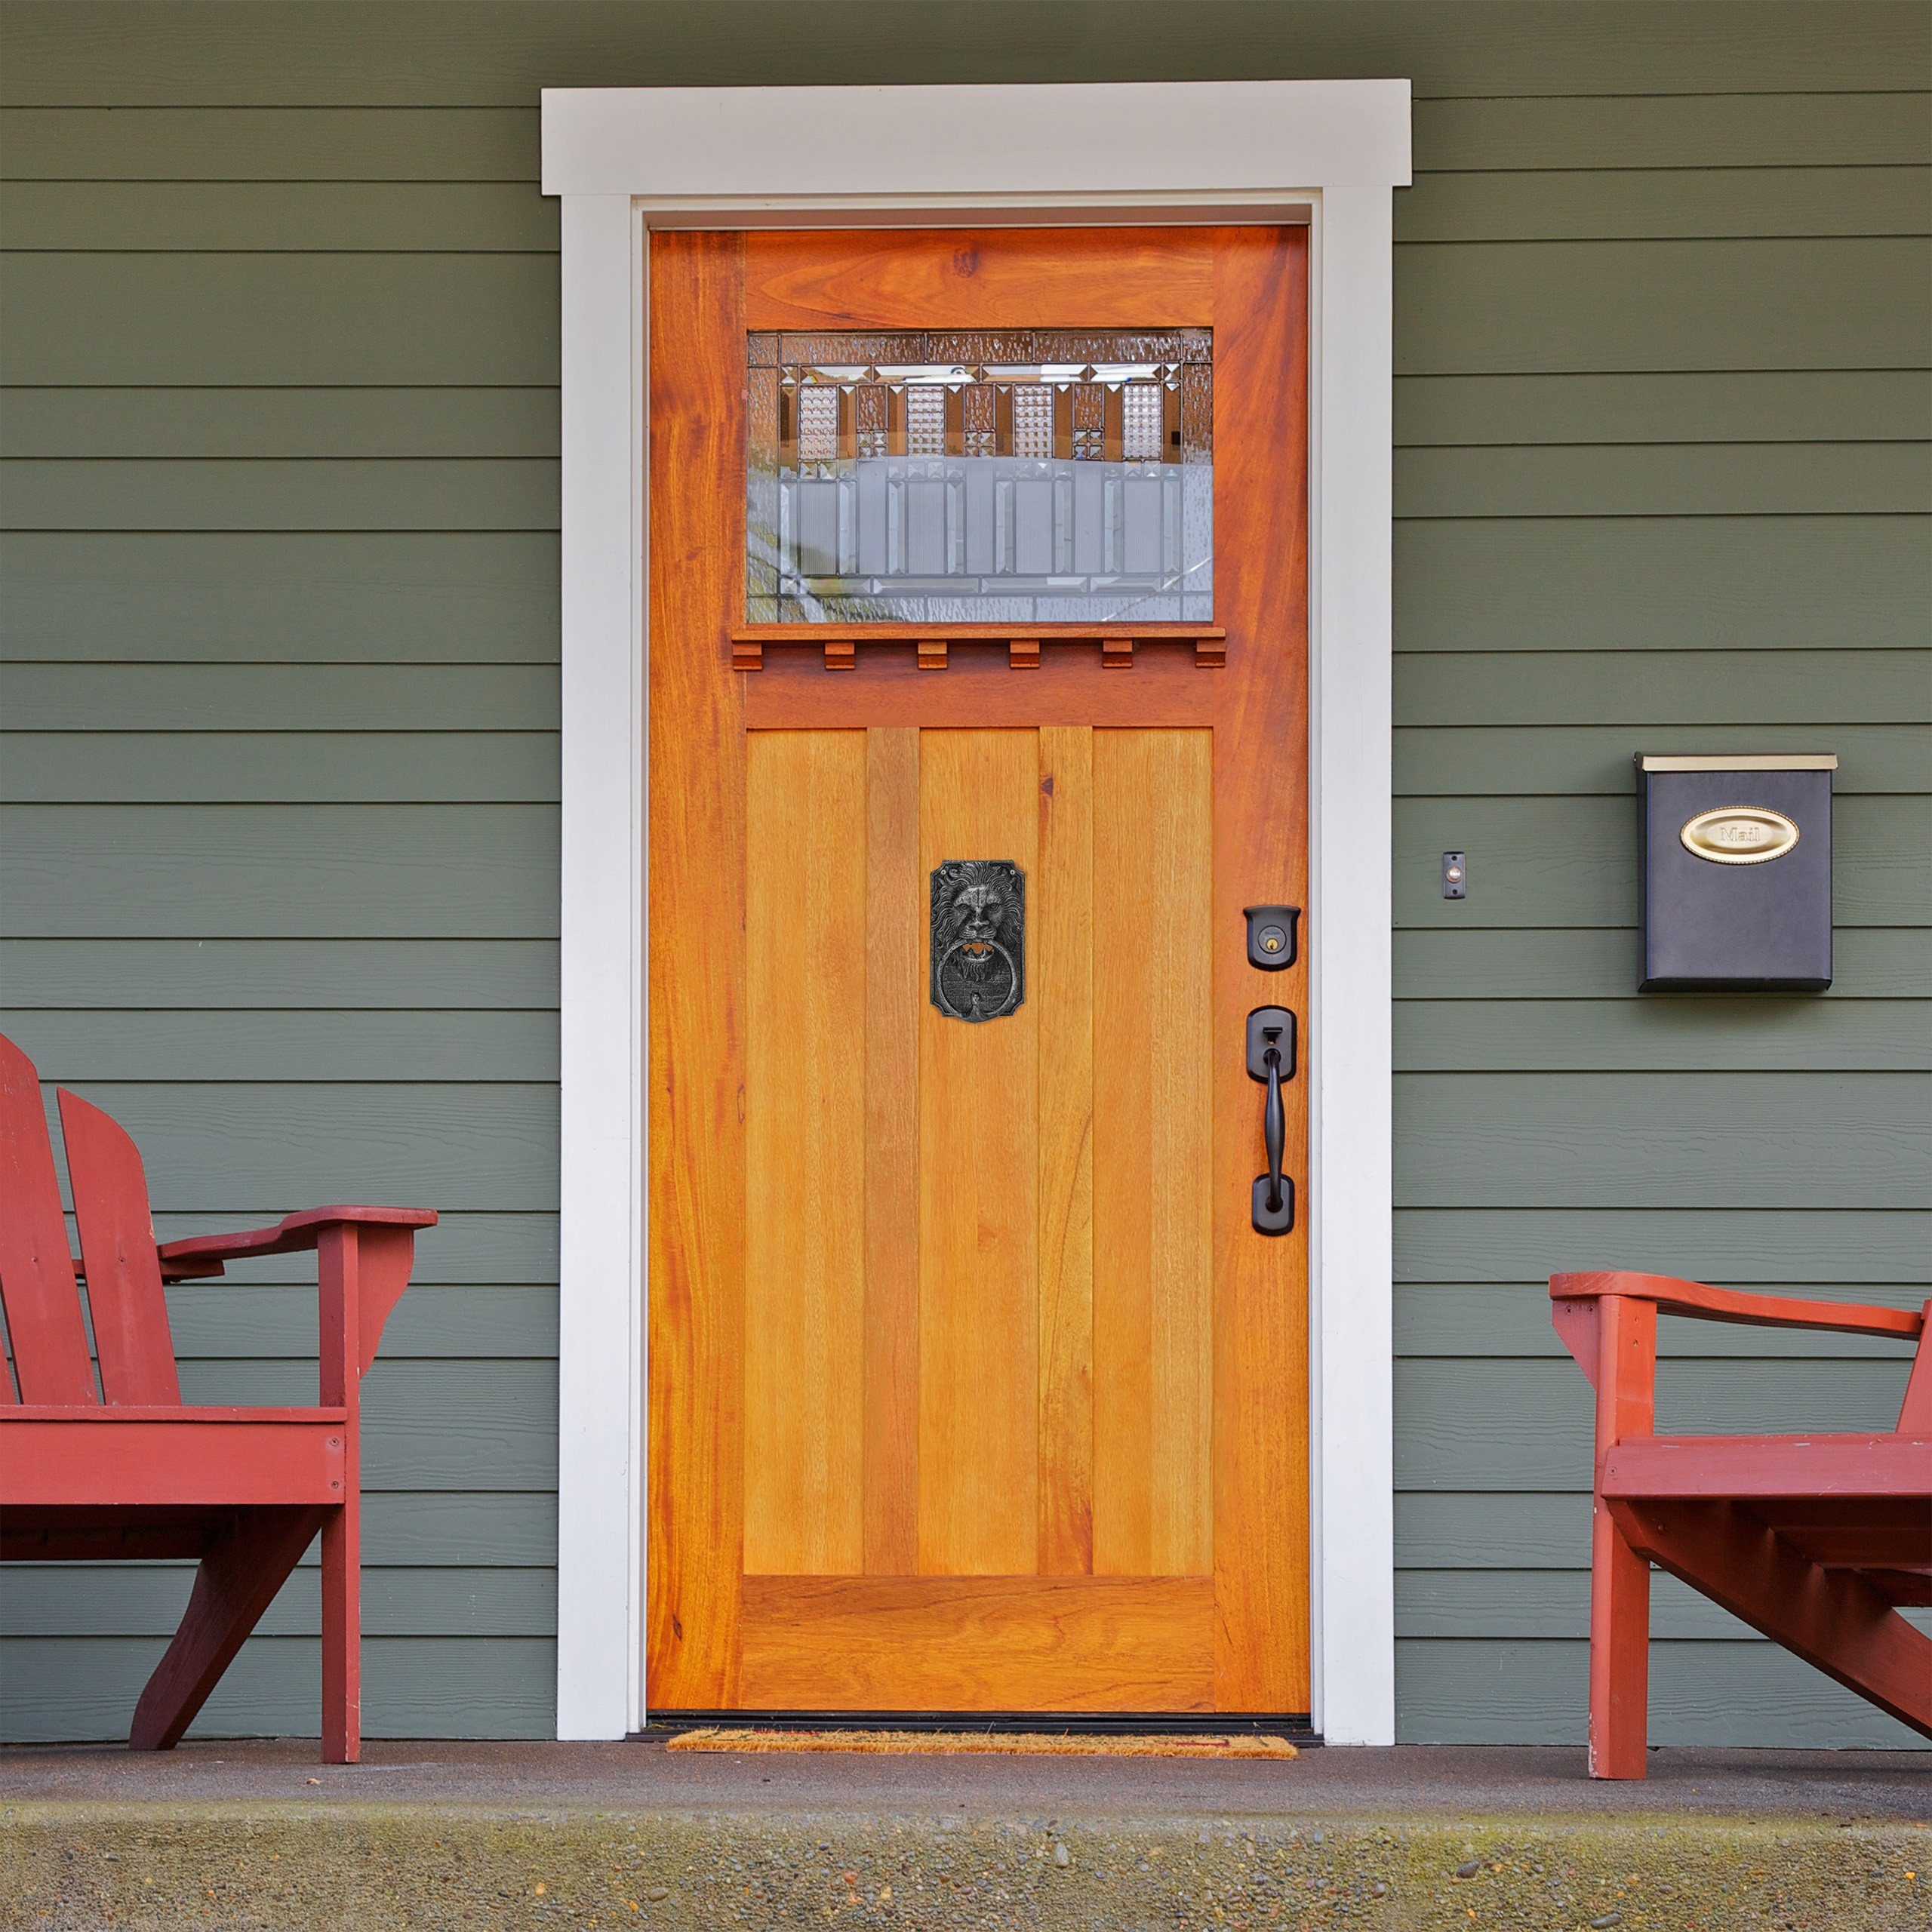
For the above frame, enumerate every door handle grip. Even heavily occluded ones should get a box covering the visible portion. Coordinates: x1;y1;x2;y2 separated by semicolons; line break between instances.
1263;1048;1285;1214
1247;1005;1295;1236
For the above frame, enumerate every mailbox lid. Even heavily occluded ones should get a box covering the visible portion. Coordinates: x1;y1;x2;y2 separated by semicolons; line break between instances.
1638;755;1835;992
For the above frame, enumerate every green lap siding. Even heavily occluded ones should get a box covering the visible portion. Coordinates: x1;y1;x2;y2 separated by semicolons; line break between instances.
1;2;1926;1748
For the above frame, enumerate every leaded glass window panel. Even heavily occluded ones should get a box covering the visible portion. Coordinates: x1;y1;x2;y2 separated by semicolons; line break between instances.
745;330;1213;625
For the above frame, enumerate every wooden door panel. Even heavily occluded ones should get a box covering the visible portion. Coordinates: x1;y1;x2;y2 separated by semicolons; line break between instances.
1035;724;1096;1578
743;730;867;1576
1093;729;1214;1580
861;727;922;1577
745;228;1217;331
740;1575;1214;1712
917;731;1041;1576
650;226;1309;1715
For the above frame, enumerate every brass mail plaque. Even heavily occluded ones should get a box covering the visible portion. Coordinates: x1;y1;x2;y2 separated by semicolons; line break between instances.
1679;805;1801;866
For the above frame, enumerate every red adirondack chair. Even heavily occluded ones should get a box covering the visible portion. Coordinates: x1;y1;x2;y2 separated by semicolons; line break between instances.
1550;1269;1932;1777
0;1031;434;1762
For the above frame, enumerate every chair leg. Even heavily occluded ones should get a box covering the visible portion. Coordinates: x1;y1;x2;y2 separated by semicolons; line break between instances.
321;1494;360;1764
130;1508;324;1752
1588;1491;1652;1778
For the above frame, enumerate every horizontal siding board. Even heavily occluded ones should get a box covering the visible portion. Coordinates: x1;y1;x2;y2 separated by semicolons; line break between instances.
0;1636;555;1741
1396;998;1932;1073
1401;1567;1803;1641
1395;1071;1930;1208
8;1008;558;1079
0;1566;555;1638
1396;724;1930;796
1396;1638;1928;1747
0;663;557;728
1395;442;1931;519
166;1282;558;1360
0;938;560;1008
0;105;541;180
0;458;562;532
0;180;557;251
40;1081;558;1210
1394;1357;1915;1491
358;1491;555;1567
1395;238;1932;374
0;255;557;384
167;1358;558;1488
2;2;1924;104
1397;166;1932;243
1396;1491;1589;1568
1395;927;1930;1000
2;387;560;460
1397;371;1932;448
0;531;560;664
1395;1207;1930;1286
1396;650;1930;727
0;731;561;803
0;804;561;939
1395;1281;1930;1361
14;94;1918;183
149;1210;556;1284
1413;91;1932;171
1394;795;1929;930
1396;516;1930;653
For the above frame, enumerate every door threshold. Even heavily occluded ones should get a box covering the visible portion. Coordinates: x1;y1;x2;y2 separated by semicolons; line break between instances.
638;1711;1319;1745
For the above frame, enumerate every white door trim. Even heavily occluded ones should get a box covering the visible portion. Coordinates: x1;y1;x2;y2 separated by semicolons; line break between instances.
543;80;1410;1747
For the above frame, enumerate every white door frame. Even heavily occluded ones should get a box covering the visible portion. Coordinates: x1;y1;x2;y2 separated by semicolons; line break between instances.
542;80;1411;1746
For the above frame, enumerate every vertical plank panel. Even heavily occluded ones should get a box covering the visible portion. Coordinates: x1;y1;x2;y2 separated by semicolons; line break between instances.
1093;729;1214;1578
743;731;867;1575
1036;725;1094;1575
918;729;1040;1575
1212;229;1312;1708
647;230;748;1705
864;726;921;1574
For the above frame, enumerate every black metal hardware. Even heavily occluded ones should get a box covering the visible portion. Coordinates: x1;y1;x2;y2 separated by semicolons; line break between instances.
1246;1006;1295;1235
1244;903;1300;970
931;860;1025;1022
1441;851;1467;899
1245;1005;1297;1081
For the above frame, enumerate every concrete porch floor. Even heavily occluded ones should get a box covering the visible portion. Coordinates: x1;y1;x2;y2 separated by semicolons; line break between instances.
1;1739;1925;1930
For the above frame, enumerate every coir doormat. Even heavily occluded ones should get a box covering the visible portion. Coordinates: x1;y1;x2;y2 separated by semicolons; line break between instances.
663;1728;1297;1760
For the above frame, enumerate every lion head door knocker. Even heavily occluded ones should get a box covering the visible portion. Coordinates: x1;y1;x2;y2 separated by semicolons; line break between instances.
930;860;1026;1023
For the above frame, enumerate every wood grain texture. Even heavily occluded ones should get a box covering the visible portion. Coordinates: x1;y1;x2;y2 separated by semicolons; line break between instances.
743;730;867;1575
1093;730;1215;1580
917;730;1040;1577
646;229;747;1707
744;229;1215;330
739;1574;1213;1712
1035;726;1094;1576
745;648;1217;730
1210;229;1311;1709
863;728;921;1575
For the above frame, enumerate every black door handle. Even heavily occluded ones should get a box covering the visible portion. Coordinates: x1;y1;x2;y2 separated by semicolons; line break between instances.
1247;1006;1294;1235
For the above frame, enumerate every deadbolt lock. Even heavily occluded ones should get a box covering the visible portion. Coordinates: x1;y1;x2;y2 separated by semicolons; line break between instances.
1244;904;1300;971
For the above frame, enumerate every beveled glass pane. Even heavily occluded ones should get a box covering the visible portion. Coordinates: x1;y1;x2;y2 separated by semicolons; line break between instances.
745;329;1213;626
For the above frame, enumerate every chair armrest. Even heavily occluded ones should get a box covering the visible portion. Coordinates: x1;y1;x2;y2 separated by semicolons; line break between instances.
1551;1271;1923;1344
159;1208;435;1385
158;1207;437;1281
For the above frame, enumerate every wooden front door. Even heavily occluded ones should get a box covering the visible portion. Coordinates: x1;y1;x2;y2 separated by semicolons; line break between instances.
648;226;1309;1718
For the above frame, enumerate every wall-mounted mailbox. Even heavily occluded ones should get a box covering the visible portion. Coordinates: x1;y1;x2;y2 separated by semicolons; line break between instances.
1638;753;1837;992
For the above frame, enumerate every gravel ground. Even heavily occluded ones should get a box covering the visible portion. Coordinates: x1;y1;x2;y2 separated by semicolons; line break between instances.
2;1802;1925;1930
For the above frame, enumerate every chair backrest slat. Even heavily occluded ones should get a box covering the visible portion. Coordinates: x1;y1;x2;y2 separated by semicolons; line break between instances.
0;1034;97;1403
59;1088;180;1405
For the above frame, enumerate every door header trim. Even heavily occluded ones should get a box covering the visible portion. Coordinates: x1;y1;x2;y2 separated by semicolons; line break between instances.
544;78;1407;1749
